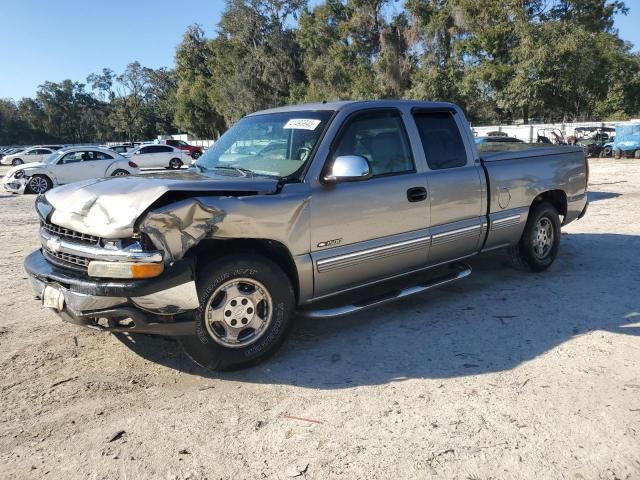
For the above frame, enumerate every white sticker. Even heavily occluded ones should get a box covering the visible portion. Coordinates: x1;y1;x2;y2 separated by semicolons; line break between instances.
283;118;321;130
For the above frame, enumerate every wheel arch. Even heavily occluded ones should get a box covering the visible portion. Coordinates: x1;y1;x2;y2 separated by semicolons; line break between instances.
26;173;54;193
531;189;567;219
186;238;301;302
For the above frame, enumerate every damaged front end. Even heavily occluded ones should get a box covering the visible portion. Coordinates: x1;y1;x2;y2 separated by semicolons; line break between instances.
138;198;226;262
24;195;221;336
2;172;29;194
24;173;296;336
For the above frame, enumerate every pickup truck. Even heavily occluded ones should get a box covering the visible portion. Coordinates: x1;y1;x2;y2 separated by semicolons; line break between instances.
24;100;589;371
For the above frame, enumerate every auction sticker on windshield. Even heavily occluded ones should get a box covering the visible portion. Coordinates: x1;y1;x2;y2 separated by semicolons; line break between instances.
283;119;321;130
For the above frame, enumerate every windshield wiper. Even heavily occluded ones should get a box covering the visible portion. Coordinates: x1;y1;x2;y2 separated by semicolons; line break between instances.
211;166;253;177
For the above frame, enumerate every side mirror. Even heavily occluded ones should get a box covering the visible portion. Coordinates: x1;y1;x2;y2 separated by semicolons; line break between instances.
323;155;372;184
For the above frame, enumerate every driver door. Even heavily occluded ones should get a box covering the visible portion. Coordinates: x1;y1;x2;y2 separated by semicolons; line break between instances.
55;151;91;184
309;109;430;298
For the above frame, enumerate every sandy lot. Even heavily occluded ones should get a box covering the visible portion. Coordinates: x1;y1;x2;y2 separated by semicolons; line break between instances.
0;158;638;480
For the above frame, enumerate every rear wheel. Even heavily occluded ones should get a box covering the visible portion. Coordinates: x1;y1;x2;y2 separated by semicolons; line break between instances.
111;169;129;176
508;202;561;272
12;158;23;166
635;150;640;159
25;175;52;194
602;146;612;157
191;151;202;159
614;149;622;159
168;158;183;169
179;255;295;371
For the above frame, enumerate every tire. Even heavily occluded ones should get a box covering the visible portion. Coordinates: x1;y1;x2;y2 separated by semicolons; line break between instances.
508;202;561;272
191;151;202;160
12;158;23;166
614;149;622;159
179;255;295;371
25;174;52;194
111;169;130;176
602;146;612;157
168;158;183;169
635;150;640;159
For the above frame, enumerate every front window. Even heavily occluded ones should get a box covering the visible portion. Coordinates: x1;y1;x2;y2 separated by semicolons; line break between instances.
196;111;333;178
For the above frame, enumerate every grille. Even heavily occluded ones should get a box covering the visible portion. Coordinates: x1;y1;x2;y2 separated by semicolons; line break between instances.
41;221;100;245
43;249;89;273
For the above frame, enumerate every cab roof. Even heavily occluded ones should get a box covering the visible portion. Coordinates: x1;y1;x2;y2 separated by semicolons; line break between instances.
249;99;458;116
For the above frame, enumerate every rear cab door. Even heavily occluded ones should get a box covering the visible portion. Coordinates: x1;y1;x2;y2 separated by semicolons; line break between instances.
410;107;487;266
307;106;431;298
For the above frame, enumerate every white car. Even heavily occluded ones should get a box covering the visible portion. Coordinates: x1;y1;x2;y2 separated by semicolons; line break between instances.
2;146;140;194
1;147;56;166
124;144;190;169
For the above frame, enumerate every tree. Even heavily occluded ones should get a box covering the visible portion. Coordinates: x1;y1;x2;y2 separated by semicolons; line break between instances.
174;25;226;138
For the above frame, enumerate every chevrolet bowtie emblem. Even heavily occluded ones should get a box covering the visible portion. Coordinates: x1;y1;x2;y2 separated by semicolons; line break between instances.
46;237;62;253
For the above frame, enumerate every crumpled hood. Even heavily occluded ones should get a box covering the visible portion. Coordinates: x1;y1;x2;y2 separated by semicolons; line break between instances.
45;171;280;239
6;162;48;178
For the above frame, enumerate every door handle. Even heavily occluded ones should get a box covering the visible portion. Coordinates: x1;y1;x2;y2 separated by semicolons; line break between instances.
407;186;427;202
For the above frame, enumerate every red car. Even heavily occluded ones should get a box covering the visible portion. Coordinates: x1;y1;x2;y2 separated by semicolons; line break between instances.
164;139;203;159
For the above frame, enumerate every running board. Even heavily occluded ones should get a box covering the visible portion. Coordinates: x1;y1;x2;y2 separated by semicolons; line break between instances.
297;262;472;319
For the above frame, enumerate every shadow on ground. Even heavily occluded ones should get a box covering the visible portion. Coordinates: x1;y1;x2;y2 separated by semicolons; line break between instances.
116;233;640;387
588;191;621;202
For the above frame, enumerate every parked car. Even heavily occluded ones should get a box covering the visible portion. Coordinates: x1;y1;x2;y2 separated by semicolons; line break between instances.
3;146;139;194
1;147;56;166
124;144;190;169
475;136;524;144
575;127;615;158
39;145;65;151
163;139;204;159
24;100;588;371
613;123;640;159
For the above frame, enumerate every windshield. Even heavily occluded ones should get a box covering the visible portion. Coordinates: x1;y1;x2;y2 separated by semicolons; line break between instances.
45;151;63;164
195;111;333;178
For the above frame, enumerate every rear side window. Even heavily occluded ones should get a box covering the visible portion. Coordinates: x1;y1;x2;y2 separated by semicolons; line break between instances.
94;151;114;160
413;111;467;170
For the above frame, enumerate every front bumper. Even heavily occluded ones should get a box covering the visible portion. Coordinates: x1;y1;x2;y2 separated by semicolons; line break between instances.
2;177;27;194
25;250;199;336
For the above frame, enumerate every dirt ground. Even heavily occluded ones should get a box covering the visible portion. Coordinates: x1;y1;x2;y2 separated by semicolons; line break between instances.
0;158;638;480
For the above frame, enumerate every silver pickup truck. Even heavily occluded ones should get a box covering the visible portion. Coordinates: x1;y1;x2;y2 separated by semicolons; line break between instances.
25;100;588;370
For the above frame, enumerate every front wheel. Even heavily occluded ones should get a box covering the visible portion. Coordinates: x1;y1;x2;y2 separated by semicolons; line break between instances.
602;146;612;157
508;202;561;272
111;169;130;176
12;158;23;166
179;255;295;371
25;174;52;194
634;150;640;159
191;151;202;159
168;158;183;169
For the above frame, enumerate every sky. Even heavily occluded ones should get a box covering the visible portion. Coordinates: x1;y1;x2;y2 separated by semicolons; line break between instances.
0;0;639;100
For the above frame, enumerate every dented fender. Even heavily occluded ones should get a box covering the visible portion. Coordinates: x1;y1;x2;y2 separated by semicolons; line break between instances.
138;199;226;262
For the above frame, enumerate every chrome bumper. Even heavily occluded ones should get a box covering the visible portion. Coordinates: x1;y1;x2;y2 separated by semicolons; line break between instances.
25;250;199;336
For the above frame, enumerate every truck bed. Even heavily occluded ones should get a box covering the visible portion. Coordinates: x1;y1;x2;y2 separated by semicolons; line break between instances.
479;144;585;161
